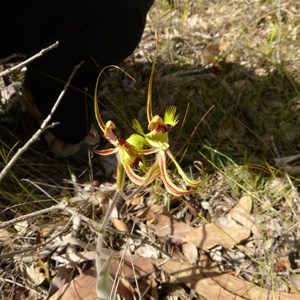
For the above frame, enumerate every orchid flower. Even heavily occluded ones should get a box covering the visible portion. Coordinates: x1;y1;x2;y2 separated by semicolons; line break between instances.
130;56;202;196
132;104;202;197
93;67;150;192
94;65;202;197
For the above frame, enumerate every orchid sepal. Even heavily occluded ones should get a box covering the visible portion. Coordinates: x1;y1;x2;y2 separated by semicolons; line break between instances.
158;150;200;197
94;148;118;156
166;149;202;187
124;164;146;186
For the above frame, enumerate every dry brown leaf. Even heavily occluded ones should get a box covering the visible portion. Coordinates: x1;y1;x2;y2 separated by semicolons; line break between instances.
0;228;11;243
186;220;251;250
135;204;164;222
49;268;97;300
152;214;191;244
40;218;69;237
229;196;261;238
111;219;129;232
161;259;243;300
212;268;300;300
161;260;300;300
117;277;136;300
182;243;198;264
50;255;156;299
111;255;156;278
152;213;250;250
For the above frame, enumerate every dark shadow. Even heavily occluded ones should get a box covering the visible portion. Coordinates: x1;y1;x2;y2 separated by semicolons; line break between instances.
103;59;300;170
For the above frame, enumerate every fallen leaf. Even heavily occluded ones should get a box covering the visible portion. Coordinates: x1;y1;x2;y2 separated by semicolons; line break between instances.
152;214;191;244
186;218;250;250
50;256;156;300
161;259;300;300
161;259;241;299
0;228;11;243
111;255;156;278
152;213;250;250
134;244;159;258
52;251;95;266
182;243;198;264
14;220;28;235
111;219;129;232
135;204;164;221
49;268;97;300
229;196;261;238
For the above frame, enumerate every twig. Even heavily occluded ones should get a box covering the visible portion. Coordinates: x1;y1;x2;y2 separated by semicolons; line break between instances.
0;60;84;182
18;179;105;230
0;41;59;77
0;201;68;229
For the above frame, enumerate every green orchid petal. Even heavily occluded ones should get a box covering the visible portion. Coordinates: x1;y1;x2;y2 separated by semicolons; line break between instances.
158;151;199;197
166;149;202;187
145;130;170;150
126;134;147;150
164;106;179;127
142;158;161;185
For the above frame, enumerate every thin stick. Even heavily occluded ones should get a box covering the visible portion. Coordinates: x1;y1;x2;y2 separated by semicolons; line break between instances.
0;60;84;182
0;41;59;77
0;201;68;229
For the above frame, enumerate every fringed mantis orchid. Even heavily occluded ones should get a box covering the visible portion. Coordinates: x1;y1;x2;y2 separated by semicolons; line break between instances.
93;64;202;299
94;65;201;197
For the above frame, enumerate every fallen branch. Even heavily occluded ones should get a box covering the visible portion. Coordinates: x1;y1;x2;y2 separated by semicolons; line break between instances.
0;60;84;182
0;41;59;77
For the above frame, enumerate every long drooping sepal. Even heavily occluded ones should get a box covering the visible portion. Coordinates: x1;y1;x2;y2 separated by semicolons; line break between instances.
147;55;155;124
94;66;135;133
158;150;200;197
124;163;146;186
147;30;159;123
166;149;202;187
94;67;110;133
